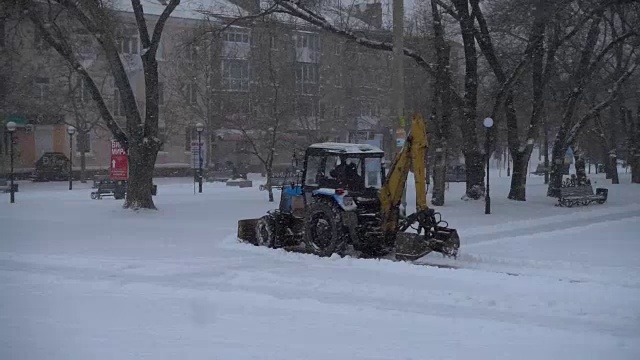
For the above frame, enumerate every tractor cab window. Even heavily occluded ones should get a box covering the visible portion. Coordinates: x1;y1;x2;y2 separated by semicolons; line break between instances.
304;155;323;186
364;157;383;188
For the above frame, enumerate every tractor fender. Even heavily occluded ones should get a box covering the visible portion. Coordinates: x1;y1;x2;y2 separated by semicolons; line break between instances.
312;188;357;211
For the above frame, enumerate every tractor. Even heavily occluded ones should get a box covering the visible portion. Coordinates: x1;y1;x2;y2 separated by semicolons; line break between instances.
238;113;460;261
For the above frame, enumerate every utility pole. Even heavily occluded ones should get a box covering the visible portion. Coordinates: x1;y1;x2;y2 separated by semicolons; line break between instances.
393;0;406;215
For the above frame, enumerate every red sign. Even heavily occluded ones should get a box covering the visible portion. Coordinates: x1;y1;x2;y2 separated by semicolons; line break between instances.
110;140;129;180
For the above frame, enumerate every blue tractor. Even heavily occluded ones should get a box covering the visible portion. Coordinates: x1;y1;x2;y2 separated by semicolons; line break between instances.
239;142;389;257
238;137;460;260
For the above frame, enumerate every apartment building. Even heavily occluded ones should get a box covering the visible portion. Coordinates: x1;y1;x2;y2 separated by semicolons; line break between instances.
0;0;447;174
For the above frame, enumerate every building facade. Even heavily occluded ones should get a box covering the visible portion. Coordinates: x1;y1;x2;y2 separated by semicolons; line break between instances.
0;0;449;176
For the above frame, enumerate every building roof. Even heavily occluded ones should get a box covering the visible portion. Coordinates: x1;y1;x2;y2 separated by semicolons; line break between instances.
112;0;248;20
308;142;384;154
110;0;378;29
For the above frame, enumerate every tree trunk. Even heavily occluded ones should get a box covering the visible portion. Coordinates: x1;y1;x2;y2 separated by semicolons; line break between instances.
452;0;483;198
609;150;619;184
508;151;529;201
575;156;587;184
463;150;485;199
543;123;550;184
267;169;274;202
548;140;568;197
431;146;447;206
429;0;453;206
605;148;614;179
506;148;511;177
80;148;87;183
124;142;158;210
632;156;640;183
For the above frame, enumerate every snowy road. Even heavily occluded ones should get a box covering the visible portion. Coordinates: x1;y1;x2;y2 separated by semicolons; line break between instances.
1;175;640;359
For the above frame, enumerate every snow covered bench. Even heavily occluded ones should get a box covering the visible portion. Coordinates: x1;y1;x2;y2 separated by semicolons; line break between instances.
556;184;608;207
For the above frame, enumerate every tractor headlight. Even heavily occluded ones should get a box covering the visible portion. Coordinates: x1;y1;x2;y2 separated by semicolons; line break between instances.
343;196;354;206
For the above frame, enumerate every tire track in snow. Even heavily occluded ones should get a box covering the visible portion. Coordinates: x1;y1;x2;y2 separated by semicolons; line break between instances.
459;206;640;247
1;251;639;339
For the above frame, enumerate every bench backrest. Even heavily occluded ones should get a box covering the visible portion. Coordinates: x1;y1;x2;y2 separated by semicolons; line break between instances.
559;185;594;197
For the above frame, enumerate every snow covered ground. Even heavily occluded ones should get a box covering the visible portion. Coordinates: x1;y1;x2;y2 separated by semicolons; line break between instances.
1;172;639;360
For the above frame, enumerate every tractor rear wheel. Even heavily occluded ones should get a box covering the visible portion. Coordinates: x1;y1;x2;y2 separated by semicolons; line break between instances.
304;200;345;257
255;215;277;248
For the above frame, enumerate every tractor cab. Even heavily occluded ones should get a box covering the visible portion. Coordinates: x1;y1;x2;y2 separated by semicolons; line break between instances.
278;142;385;216
302;142;385;198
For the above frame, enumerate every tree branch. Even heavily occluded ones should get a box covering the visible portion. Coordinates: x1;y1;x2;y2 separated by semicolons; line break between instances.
149;0;180;54
271;0;464;106
131;0;151;49
567;60;638;147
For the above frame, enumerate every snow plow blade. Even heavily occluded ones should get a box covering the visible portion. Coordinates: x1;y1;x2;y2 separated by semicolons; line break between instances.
237;218;259;245
394;228;460;261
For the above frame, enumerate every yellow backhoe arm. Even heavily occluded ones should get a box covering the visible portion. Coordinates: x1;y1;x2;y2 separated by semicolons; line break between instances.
379;113;429;235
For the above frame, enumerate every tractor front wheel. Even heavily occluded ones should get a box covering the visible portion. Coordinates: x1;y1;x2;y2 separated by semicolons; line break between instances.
304;201;344;257
255;215;277;248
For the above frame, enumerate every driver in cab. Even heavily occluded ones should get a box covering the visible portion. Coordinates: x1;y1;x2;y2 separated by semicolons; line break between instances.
330;160;363;191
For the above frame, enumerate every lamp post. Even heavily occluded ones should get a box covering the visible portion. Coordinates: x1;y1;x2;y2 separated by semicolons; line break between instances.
196;122;204;193
483;117;494;215
67;126;76;190
6;121;17;204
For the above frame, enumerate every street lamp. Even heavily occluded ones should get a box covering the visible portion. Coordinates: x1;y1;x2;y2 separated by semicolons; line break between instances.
67;126;76;190
196;122;204;193
483;117;494;215
6;121;16;204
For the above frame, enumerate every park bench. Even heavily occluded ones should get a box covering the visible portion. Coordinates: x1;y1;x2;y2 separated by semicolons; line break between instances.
92;175;109;188
207;169;248;182
91;180;157;200
91;179;126;199
0;178;19;193
556;181;608;207
258;169;300;191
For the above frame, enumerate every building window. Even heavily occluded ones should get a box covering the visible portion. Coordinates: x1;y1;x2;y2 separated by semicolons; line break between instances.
185;83;197;105
33;77;50;101
116;27;139;55
222;59;249;91
113;89;126;116
78;78;92;103
333;106;344;118
296;32;320;51
297;98;320;118
185;43;199;62
76;131;91;153
296;63;318;95
335;71;343;88
74;30;95;60
223;29;250;44
270;34;277;49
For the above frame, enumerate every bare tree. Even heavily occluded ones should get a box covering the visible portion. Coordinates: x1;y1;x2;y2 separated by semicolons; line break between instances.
230;19;296;202
623;106;640;183
546;7;639;196
43;66;109;183
199;1;492;200
21;0;180;209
